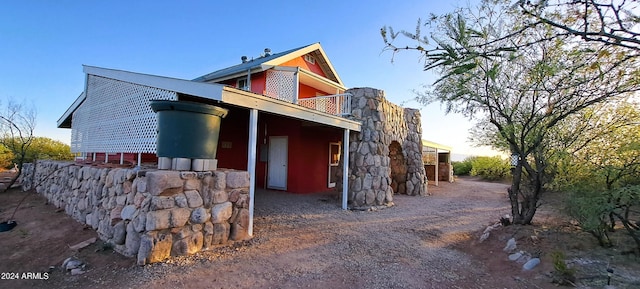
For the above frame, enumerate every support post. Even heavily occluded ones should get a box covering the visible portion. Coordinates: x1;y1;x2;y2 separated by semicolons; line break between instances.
293;68;299;104
435;148;439;187
137;153;142;167
105;153;109;163
247;109;258;236
120;153;124;165
342;129;350;210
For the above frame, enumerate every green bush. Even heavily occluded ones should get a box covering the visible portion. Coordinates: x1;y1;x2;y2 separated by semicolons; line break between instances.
452;157;475;176
470;156;510;181
1;137;73;168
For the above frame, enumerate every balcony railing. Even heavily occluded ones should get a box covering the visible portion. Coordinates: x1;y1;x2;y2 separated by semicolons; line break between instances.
297;93;352;116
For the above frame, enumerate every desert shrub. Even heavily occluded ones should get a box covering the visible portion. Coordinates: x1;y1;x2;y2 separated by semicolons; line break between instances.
0;145;14;169
567;189;615;247
550;251;576;285
452;157;475;176
470;156;510;181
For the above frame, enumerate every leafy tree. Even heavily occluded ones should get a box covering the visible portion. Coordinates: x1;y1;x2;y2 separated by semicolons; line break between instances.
381;0;639;224
0;99;36;191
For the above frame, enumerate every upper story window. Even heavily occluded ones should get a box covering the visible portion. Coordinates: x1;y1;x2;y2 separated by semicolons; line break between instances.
236;77;248;91
304;54;315;65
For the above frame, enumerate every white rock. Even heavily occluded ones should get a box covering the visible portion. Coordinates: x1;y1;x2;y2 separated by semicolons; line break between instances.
479;232;490;242
63;258;83;270
523;258;540;270
503;237;517;252
508;252;523;261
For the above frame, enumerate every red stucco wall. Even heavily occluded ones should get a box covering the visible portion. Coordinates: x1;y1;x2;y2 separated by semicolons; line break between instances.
215;108;341;193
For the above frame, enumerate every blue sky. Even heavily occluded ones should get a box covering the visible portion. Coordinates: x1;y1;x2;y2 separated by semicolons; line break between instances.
0;0;498;160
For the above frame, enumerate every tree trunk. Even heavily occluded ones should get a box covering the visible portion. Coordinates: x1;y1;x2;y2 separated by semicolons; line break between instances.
2;155;25;193
510;161;543;225
509;164;524;224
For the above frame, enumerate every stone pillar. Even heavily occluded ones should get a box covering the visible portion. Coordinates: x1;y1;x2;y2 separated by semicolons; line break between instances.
402;108;428;196
339;87;427;209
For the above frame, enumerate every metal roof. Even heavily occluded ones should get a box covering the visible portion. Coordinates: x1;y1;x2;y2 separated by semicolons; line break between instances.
191;43;344;86
192;44;314;82
422;139;452;152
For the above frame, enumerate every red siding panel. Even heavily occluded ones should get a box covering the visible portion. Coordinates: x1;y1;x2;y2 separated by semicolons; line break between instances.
281;56;327;78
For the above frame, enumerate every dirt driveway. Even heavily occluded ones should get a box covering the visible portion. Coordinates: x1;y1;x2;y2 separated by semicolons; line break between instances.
0;177;569;288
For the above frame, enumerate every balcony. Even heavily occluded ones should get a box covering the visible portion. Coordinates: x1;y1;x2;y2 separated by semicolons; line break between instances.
297;93;352;116
264;68;352;117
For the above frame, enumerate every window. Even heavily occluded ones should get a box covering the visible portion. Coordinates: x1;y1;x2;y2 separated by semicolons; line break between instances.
304;54;315;64
328;142;341;188
236;78;248;90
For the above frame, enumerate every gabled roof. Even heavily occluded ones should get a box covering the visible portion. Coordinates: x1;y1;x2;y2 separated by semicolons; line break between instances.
192;43;344;86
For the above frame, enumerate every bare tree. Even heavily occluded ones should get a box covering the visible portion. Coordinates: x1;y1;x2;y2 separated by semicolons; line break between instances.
0;99;36;192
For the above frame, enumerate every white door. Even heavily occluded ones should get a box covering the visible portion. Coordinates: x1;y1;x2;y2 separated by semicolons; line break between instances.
267;136;288;190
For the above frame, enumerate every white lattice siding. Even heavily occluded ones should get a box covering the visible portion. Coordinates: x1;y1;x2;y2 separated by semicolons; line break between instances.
70;75;177;154
265;70;295;102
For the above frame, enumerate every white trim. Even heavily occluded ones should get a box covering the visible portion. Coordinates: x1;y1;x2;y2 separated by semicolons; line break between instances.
57;91;86;128
222;87;361;132
247;109;258;236
298;68;347;91
422;139;452;152
342;129;349;210
328;142;340;188
262;43;344;86
304;54;315;64
293;67;299;104
269;65;346;91
236;77;248;90
83;65;224;102
435;148;439;187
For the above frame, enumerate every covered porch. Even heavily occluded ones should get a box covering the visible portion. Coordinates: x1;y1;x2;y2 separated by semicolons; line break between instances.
422;140;453;186
58;65;361;238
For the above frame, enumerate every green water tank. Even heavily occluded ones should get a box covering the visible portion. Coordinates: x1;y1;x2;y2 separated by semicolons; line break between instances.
150;100;229;159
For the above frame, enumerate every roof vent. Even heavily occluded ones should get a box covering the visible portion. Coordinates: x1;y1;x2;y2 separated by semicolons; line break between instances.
264;48;272;57
241;56;248;63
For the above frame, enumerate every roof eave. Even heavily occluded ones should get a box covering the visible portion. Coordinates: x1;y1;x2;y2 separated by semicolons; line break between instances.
57;91;86;128
261;43;345;86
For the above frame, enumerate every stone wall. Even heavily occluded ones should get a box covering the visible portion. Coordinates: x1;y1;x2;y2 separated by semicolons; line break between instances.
21;161;250;265
339;87;427;209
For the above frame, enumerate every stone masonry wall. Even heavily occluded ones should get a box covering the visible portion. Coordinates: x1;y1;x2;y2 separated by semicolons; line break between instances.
21;161;250;265
339;87;427;209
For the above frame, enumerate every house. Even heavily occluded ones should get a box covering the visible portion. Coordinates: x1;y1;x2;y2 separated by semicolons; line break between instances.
57;42;428;211
58;43;359;195
44;43;430;261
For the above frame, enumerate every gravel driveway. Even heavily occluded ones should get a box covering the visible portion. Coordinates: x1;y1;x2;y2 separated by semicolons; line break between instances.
111;177;518;289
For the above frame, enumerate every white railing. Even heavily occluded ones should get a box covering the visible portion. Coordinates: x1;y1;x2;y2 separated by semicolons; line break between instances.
297;93;352;116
